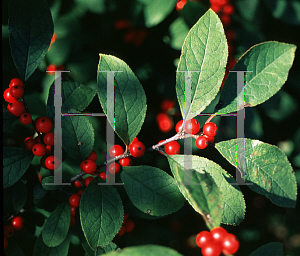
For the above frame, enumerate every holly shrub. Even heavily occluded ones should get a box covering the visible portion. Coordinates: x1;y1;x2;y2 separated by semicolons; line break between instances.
2;0;300;256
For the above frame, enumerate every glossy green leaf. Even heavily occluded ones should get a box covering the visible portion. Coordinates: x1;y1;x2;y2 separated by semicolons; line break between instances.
33;233;70;256
216;41;297;114
41;176;61;191
104;245;183;256
215;139;297;208
169;17;189;50
33;183;47;200
8;0;54;81
3;106;18;131
80;177;123;249
176;9;228;121
3;180;27;212
42;202;70;247
167;155;223;229
47;81;96;120
250;242;284;256
97;54;147;145
3;147;34;189
121;166;185;216
137;0;177;27
62;116;94;161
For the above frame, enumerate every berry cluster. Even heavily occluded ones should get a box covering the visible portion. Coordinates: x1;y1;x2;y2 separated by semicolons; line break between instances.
4;216;25;249
4;78;25;117
117;213;135;236
156;99;175;133
196;227;239;256
114;19;147;46
69;192;82;226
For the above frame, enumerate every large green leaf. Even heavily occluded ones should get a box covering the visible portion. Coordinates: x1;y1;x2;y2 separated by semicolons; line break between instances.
137;0;177;27
215;139;297;208
3;147;34;189
42;202;70;247
97;54;147;146
33;234;70;256
3;180;27;213
104;245;183;256
62;116;94;161
46;81;96;120
215;41;296;114
121;166;185;216
249;242;284;256
80;177;123;249
8;0;54;81
176;9;228;121
167;155;223;229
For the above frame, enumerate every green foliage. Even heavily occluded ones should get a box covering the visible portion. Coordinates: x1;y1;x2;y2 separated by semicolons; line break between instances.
3;180;27;212
250;242;284;256
33;234;70;256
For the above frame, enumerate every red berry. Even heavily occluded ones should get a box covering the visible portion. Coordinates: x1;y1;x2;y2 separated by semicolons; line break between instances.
204;135;215;143
156;113;173;133
70;205;76;216
77;190;83;195
201;240;222;256
161;99;174;112
84;176;94;187
128;137;139;152
210;226;228;243
4;225;14;238
73;180;82;188
124;213;129;221
175;120;184;133
40;155;48;169
45;155;60;170
46;145;52;155
184;119;200;134
109;145;124;157
119;157;132;167
80;160;97;174
220;14;231;27
35;117;53;133
24;138;36;151
130;141;145;158
196;231;213;248
3;88;16;103
176;0;187;11
114;19;131;29
43;132;55;146
195;136;209;149
32;143;47;156
165;141;180;155
4;237;8;249
20;113;32;125
109;163;121;174
47;64;57;75
87;150;97;162
7;101;25;117
222;233;239;255
118;225;125;236
203;122;218;137
11;216;24;230
99;172;110;182
9;78;23;87
10;85;24;99
70;216;76;226
124;219;134;233
211;3;222;13
35;136;42;143
223;4;235;15
69;194;81;207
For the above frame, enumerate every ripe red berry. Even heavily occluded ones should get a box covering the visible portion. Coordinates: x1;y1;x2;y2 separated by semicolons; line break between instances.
32;143;47;156
184;119;200;134
130;141;145;158
220;14;231;27
4;237;8;249
222;233;239;255
196;231;213;248
99;171;110;182
34;136;42;143
124;219;134;233
24;138;36;151
109;163;121;174
223;4;235;15
156;113;173;133
165;141;180;155
45;155;60;170
4;225;14;238
43;132;55;146
7;101;25;117
128;137;139;152
119;157;132;167
114;19;131;29
84;176;94;187
70;216;76;226
195;136;209;149
80;160;97;174
73;180;82;188
201;240;222;256
9;78;23;87
11;216;24;230
3;88;16;103
210;226;228;243
109;145;124;157
175;120;184;133
69;194;81;207
161;99;175;112
124;213;129;221
10;85;24;99
211;3;222;13
176;0;187;11
203;122;218;137
35;117;53;133
77;190;83;195
70;205;76;216
204;135;215;143
47;64;57;75
118;225;126;236
40;155;48;169
87;150;97;162
20;113;32;125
